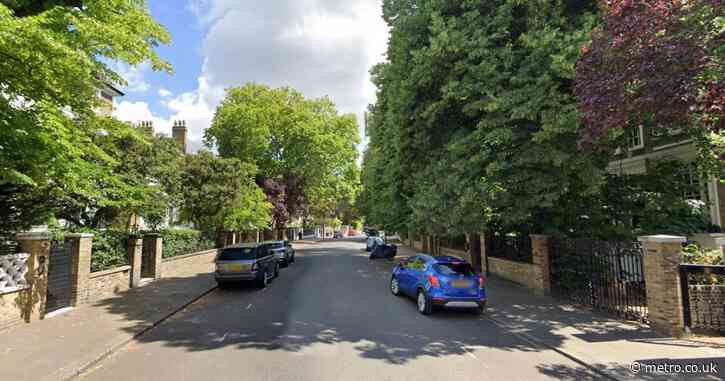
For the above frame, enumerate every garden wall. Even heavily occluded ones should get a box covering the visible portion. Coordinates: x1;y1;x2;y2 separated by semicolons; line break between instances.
162;249;218;278
83;266;131;304
487;257;543;291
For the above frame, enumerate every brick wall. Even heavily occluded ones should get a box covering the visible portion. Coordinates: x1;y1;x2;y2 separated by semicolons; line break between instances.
0;288;29;331
488;257;543;291
83;266;131;304
161;249;218;278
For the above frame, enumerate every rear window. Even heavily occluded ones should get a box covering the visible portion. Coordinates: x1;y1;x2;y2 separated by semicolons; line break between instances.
434;263;475;276
218;247;257;261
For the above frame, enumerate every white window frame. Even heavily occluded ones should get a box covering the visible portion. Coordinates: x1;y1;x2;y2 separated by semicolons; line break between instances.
627;125;644;151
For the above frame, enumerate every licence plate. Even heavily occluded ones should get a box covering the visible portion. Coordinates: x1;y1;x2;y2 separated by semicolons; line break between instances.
225;264;248;272
452;280;471;288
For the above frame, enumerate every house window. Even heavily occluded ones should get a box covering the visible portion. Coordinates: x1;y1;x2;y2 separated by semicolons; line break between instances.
680;165;704;201
627;125;644;151
100;91;114;101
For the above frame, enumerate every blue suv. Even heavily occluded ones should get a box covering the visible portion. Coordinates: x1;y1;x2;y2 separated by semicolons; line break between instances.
390;254;486;315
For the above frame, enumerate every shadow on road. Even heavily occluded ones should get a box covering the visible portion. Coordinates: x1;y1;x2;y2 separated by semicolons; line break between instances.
86;241;723;381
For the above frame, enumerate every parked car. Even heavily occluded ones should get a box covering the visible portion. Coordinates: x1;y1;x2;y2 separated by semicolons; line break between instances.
333;230;343;239
265;240;295;267
366;235;384;251
283;240;296;266
215;243;279;288
390;254;486;315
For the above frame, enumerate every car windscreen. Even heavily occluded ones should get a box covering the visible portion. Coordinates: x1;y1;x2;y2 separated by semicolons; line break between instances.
218;247;256;261
433;263;475;276
267;242;283;249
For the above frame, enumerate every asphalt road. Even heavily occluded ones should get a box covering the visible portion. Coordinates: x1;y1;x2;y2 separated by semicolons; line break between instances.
79;239;601;381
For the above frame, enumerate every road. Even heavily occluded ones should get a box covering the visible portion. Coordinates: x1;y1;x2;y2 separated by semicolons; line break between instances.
79;239;601;381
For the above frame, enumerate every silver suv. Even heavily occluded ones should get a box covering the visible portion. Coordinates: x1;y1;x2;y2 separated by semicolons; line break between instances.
215;243;279;288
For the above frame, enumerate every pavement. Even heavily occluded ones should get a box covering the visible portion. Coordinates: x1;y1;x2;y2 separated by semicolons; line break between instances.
0;271;217;381
1;239;722;381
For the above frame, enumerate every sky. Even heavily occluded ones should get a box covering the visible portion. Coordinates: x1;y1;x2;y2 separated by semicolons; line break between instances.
113;0;389;153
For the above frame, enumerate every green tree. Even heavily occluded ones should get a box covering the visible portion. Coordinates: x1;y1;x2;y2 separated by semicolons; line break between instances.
362;0;605;237
0;0;171;228
205;83;360;230
179;151;271;233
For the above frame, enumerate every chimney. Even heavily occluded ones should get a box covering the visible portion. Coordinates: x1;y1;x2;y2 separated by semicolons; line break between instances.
172;120;188;154
138;120;153;135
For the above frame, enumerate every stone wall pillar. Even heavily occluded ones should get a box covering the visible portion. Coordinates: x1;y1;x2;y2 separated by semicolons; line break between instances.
127;236;143;288
142;234;163;280
65;233;93;306
530;234;552;296
16;232;51;322
638;235;687;337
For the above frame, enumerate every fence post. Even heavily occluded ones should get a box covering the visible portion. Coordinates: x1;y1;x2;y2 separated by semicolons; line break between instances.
15;231;51;322
530;235;552;296
127;235;143;288
480;233;489;276
142;234;163;280
638;235;687;337
65;233;93;306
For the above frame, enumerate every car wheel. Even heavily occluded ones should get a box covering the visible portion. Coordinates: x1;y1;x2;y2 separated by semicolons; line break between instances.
290;254;295;263
281;258;289;268
274;264;280;278
474;301;486;315
390;276;402;296
417;289;432;315
257;270;269;288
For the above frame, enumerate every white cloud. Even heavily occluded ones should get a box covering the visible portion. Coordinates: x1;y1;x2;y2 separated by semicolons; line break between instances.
112;61;152;93
116;1;389;155
187;0;388;150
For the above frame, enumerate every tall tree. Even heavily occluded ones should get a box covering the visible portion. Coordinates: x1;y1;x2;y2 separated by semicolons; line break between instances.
575;0;723;165
362;0;604;236
205;83;360;230
0;0;172;229
179;151;272;233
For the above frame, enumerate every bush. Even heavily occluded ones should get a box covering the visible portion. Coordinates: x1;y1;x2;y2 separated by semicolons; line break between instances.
682;244;724;285
89;230;129;272
159;228;215;259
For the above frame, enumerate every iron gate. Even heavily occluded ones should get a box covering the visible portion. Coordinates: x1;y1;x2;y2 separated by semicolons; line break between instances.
551;238;648;322
45;241;73;313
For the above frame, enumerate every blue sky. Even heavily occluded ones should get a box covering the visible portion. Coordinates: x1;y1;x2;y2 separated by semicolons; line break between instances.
114;0;389;152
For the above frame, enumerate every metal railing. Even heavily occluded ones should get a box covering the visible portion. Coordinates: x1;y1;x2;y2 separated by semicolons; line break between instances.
550;238;648;322
680;264;725;333
488;235;533;263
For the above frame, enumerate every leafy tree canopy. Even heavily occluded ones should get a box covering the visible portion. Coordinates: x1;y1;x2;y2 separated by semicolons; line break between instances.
0;0;171;186
179;151;272;233
362;0;605;236
205;83;360;228
575;0;724;166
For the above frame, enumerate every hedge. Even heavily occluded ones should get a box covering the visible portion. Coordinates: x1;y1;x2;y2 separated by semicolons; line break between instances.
90;230;129;272
158;228;215;259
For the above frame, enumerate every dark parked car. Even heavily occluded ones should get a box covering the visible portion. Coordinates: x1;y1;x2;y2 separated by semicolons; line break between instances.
215;243;279;288
390;254;486;315
264;240;295;267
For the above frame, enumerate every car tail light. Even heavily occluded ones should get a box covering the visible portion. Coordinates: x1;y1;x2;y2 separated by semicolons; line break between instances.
479;275;487;288
428;274;440;287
